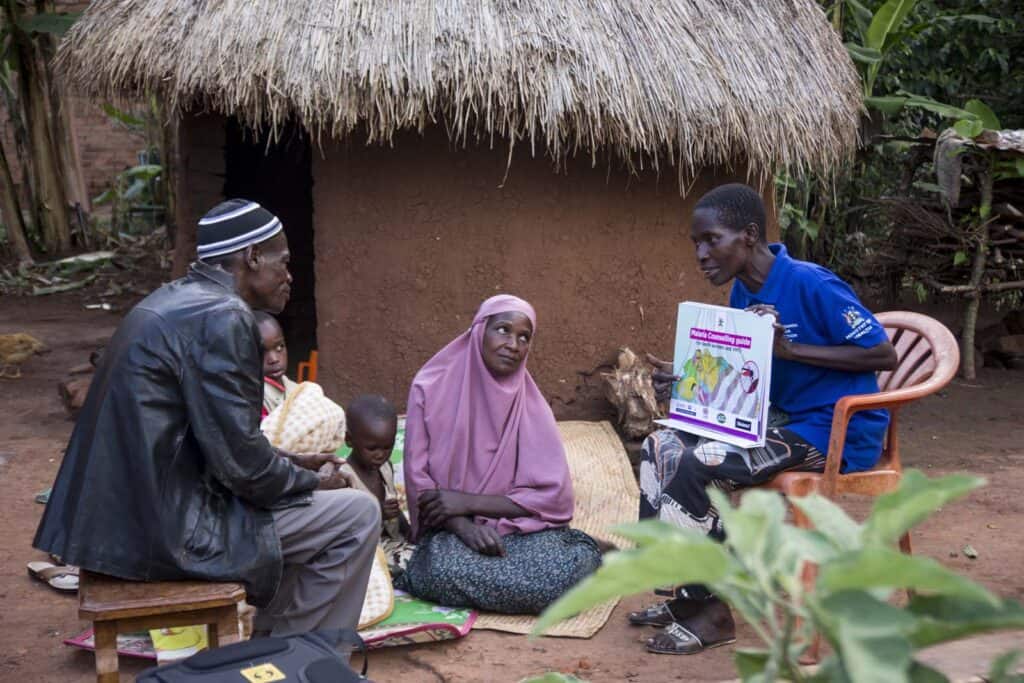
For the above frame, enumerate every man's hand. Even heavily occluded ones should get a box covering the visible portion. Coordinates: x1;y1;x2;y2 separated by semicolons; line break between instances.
382;498;402;520
315;460;353;490
419;489;473;529
746;304;794;360
283;451;340;471
645;353;678;403
445;516;505;556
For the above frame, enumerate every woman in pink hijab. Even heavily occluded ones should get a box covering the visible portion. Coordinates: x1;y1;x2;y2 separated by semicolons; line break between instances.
399;295;600;614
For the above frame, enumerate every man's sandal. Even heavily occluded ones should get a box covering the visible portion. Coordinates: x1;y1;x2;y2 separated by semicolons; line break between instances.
26;561;79;592
645;621;736;655
628;594;707;627
627;601;676;626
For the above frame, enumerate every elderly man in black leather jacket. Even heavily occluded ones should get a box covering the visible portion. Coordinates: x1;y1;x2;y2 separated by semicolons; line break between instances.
34;199;380;636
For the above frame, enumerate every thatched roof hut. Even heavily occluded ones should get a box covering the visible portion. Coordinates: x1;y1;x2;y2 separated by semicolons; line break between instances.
62;0;859;177
60;0;862;416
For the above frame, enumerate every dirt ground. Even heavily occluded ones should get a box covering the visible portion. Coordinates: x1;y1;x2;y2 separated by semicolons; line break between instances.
1;292;1022;682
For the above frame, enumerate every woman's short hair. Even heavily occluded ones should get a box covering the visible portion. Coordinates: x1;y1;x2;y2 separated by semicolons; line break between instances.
694;183;767;241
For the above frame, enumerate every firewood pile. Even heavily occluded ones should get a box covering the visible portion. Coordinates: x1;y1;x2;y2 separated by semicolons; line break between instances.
879;196;1024;296
875;130;1024;296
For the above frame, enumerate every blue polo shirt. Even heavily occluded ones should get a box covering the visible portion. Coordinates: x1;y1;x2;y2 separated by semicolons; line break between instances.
729;244;889;472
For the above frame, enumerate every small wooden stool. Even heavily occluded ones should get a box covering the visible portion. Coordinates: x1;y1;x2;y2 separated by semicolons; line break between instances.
79;571;245;683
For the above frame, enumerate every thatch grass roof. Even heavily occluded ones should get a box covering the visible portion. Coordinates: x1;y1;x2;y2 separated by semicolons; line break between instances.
59;0;862;179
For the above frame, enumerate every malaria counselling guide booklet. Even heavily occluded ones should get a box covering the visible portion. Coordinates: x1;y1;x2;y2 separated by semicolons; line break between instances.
655;301;774;448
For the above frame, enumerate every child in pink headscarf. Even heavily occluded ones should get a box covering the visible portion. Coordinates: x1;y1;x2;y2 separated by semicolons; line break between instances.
398;295;601;614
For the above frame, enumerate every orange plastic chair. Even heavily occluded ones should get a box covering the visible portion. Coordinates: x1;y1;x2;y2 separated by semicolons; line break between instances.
752;311;960;659
297;350;318;383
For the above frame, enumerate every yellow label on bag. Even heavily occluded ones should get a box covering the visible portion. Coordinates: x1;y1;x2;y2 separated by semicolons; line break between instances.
239;662;286;682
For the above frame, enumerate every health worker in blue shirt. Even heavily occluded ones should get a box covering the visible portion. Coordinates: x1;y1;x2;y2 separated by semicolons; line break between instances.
628;183;897;656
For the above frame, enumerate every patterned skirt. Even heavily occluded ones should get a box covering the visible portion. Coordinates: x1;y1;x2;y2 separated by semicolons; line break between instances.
397;527;602;614
639;427;824;540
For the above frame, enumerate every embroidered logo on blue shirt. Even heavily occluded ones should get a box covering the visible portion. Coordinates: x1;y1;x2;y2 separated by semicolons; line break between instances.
842;306;874;341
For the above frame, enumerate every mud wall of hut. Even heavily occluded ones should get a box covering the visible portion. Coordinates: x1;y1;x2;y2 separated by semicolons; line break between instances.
312;130;776;419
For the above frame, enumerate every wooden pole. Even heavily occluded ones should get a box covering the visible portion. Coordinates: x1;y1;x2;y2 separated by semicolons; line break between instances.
959;159;994;380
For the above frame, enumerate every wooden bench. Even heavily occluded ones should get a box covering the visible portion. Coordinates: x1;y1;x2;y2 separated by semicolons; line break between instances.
79;571;245;682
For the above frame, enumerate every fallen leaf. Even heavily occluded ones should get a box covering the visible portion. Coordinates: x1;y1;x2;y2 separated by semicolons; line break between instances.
962;544;979;559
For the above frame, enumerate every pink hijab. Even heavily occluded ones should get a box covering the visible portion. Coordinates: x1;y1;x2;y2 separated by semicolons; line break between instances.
403;294;574;540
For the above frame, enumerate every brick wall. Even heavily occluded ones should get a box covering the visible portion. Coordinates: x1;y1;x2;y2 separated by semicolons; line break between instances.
70;97;149;200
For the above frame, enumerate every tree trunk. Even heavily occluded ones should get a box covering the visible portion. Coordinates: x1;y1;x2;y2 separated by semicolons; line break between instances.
0;138;33;263
960;244;986;380
50;66;90;212
53;98;91;247
23;60;71;253
37;5;91;219
959;161;994;380
6;0;71;254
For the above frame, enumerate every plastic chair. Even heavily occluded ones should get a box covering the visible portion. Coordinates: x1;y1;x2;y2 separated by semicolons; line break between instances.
297;350;318;383
753;311;960;660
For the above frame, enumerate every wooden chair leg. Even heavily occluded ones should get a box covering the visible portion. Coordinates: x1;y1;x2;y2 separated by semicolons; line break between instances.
797;560;822;665
93;621;120;683
208;606;241;649
206;621;219;649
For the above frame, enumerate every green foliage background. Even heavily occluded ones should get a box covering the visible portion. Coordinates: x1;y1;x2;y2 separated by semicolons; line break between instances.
781;0;1023;301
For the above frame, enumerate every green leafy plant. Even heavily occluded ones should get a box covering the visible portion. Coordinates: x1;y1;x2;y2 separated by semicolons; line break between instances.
843;0;918;98
92;101;169;235
93;164;163;208
534;471;1024;682
986;650;1024;683
93;163;164;235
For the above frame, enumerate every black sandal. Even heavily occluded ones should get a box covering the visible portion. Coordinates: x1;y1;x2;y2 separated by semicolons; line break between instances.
645;621;736;655
627;601;675;626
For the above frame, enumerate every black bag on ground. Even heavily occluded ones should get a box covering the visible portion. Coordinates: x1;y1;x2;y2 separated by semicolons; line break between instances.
136;629;367;682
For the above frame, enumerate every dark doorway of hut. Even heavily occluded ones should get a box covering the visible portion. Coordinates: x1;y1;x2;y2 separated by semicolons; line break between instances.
224;119;316;378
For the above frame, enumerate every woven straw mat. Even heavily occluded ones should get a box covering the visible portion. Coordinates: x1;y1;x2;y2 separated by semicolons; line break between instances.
473;420;639;638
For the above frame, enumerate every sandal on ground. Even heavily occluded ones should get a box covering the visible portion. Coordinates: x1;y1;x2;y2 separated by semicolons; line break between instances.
628;601;676;626
646;621;736;655
628;594;706;627
27;561;79;592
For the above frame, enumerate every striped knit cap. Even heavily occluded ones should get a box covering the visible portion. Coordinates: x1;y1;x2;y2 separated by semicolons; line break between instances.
196;199;283;260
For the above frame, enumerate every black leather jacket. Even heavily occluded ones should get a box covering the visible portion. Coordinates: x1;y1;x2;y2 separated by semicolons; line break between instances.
33;262;319;606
